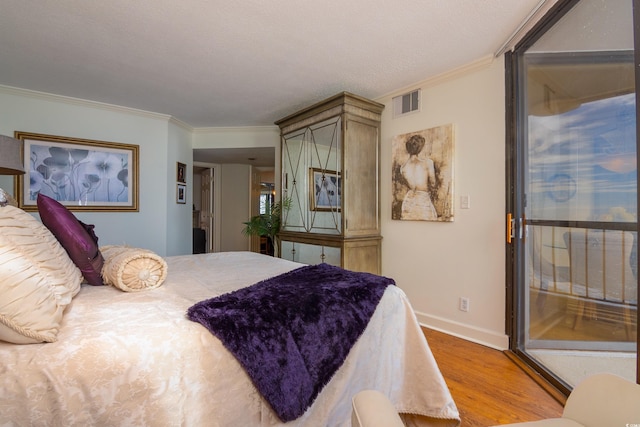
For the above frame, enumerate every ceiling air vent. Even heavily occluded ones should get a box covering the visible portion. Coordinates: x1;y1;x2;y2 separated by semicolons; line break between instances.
393;89;420;118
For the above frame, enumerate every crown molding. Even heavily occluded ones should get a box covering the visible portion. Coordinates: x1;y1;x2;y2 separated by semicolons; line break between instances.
192;125;279;134
494;0;559;57
377;55;496;102
0;84;173;122
168;116;193;132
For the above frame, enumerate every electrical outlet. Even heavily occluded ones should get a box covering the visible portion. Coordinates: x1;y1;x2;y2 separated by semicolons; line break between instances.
459;297;470;312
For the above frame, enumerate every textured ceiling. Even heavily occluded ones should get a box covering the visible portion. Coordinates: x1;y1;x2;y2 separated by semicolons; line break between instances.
0;0;544;129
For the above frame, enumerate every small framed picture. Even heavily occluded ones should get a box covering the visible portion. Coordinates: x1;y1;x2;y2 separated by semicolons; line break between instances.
177;162;186;183
309;167;341;211
176;183;186;204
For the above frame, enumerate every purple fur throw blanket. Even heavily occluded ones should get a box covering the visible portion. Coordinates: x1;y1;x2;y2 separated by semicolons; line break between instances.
186;263;395;422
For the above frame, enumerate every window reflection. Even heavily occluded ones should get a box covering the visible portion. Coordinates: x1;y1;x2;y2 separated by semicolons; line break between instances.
526;66;636;222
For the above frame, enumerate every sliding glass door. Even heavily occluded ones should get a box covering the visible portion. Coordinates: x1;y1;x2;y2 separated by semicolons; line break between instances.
508;0;638;391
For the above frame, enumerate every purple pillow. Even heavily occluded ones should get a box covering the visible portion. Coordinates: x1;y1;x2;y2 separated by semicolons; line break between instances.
37;194;104;286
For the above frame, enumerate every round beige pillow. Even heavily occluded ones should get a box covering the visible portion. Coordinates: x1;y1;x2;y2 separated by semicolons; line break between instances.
0;205;83;344
101;245;168;292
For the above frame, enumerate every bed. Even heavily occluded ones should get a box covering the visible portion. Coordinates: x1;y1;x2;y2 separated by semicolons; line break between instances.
0;201;459;426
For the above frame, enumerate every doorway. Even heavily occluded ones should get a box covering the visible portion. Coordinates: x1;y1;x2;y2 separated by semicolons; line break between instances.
193;163;220;253
507;0;639;391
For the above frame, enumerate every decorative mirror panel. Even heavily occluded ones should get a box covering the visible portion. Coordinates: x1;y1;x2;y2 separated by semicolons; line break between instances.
281;116;342;235
280;240;341;266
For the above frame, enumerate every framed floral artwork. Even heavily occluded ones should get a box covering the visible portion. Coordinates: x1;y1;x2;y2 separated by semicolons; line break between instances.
15;131;139;212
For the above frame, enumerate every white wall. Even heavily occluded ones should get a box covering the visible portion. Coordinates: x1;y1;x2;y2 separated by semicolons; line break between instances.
0;86;192;257
377;57;508;349
167;119;193;255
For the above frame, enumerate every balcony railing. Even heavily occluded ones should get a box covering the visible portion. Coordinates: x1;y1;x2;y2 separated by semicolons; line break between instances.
529;226;638;341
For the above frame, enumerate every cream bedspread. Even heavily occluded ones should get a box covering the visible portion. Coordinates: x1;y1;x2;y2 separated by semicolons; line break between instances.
0;252;459;427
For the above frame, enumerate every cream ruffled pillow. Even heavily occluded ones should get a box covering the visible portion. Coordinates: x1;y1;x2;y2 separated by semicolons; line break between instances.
101;245;168;292
0;205;83;344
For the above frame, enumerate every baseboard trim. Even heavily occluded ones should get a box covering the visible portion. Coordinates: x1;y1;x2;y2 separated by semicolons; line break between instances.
416;311;509;350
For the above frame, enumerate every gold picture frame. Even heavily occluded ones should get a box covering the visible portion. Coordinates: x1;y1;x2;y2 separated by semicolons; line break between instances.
15;131;139;212
309;167;341;211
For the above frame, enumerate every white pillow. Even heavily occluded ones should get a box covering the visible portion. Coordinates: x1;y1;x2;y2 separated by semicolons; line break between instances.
0;205;83;344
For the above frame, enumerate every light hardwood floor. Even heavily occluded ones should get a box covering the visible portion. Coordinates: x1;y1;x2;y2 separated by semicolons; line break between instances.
422;328;565;427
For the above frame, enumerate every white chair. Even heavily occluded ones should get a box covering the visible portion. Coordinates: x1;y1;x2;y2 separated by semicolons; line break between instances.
351;390;404;427
492;373;640;427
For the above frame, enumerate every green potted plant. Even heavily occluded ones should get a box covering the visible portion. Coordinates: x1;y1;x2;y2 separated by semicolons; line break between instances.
242;198;290;256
